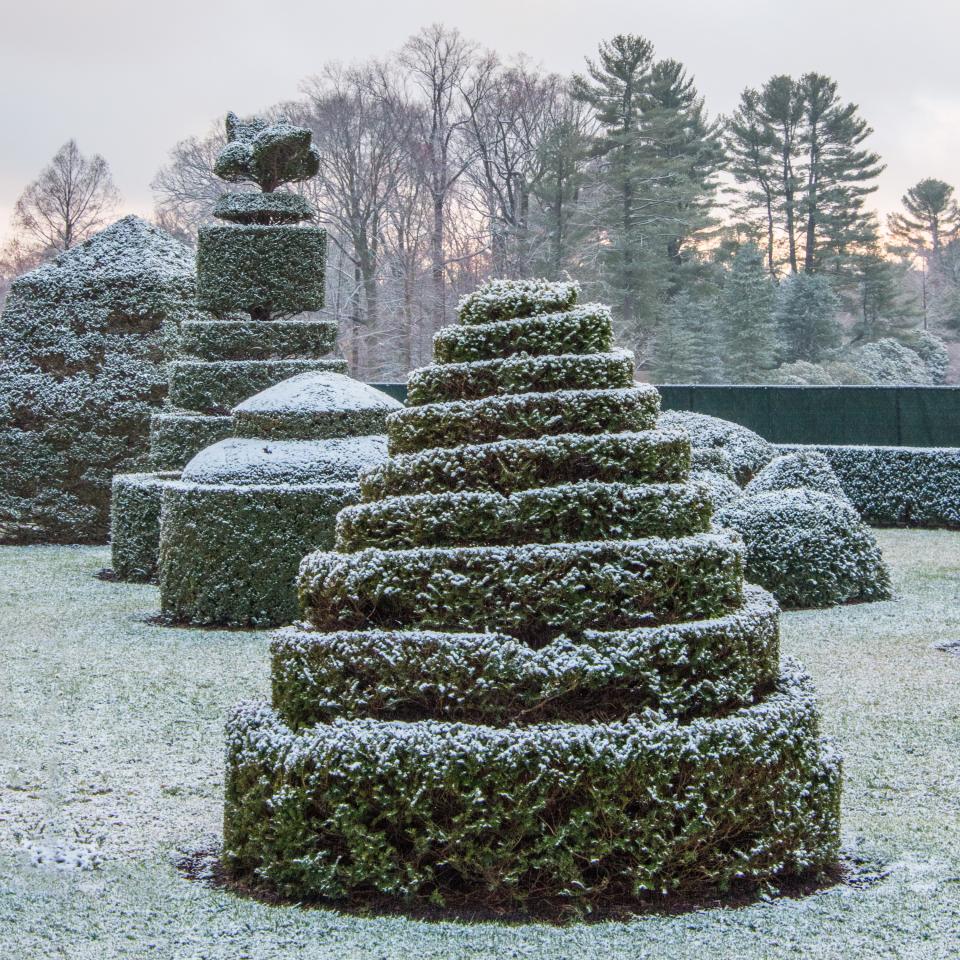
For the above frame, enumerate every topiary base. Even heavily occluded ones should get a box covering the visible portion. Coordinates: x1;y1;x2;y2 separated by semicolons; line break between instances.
158;480;359;627
110;471;180;581
223;663;841;910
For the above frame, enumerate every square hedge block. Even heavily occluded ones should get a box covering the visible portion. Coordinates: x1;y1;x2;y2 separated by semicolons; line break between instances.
197;225;326;317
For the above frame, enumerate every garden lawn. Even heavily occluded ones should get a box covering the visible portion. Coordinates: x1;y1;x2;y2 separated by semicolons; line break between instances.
0;529;958;959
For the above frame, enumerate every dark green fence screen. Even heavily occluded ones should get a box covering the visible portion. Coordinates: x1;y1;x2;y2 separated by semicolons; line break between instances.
370;384;960;447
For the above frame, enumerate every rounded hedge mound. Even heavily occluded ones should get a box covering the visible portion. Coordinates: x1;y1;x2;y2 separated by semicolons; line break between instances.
223;278;841;912
716;488;892;608
658;410;775;484
746;451;850;502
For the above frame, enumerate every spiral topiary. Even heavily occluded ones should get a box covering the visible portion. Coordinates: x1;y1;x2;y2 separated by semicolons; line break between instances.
223;279;841;913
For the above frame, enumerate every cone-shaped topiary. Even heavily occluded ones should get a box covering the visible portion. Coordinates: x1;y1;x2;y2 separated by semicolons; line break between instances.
223;279;841;913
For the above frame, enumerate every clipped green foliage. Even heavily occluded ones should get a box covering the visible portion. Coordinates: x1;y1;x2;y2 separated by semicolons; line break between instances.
225;667;840;907
406;349;635;405
336;481;712;551
272;585;780;727
717;488;892;608
213;191;314;225
224;277;840;910
167;358;345;414
196;225;326;318
178;319;337;361
0;217;194;544
159;480;357;626
148;413;233;471
109;471;180;581
746;451;849;502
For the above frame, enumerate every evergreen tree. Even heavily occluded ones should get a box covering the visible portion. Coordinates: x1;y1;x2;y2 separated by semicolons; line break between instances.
775;272;842;364
726;73;883;281
652;291;721;383
716;243;778;382
572;35;660;344
888;178;960;258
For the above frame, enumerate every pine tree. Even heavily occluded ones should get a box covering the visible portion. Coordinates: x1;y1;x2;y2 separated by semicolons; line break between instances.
888;178;960;258
716;243;779;382
652;291;721;383
775;272;842;364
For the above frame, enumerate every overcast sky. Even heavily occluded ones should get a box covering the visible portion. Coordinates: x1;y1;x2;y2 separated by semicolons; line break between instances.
1;0;958;244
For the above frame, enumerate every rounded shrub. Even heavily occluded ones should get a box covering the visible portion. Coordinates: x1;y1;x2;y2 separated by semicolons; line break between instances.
659;410;775;484
716;488;892;608
746;451;849;502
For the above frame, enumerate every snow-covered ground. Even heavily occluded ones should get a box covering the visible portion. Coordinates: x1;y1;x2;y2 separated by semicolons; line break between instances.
1;531;958;958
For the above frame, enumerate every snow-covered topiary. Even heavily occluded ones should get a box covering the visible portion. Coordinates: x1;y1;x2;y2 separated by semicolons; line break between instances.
716;488;891;609
0;216;195;544
658;409;775;483
692;469;743;509
780;444;960;529
111;112;355;588
223;278;840;912
746;451;850;503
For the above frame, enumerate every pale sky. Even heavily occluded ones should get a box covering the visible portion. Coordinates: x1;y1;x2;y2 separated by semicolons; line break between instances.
1;0;958;243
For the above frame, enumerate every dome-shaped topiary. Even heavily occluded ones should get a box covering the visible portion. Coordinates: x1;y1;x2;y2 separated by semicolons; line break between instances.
658;409;775;484
746;451;850;503
223;278;841;913
716;488;891;609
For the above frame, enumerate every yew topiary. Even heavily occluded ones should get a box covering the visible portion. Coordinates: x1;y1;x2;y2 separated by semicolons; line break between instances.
1;217;195;544
223;278;841;913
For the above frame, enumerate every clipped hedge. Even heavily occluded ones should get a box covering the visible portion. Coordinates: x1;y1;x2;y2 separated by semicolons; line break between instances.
692;470;743;510
387;386;660;455
433;304;613;364
212;191;314;225
781;444;960;529
336;481;712;551
148;412;233;471
298;533;743;642
406;350;635;405
746;451;849;503
361;430;691;500
717;489;891;609
224;664;841;908
196;224;326;317
109;471;179;581
178;318;337;361
167;358;346;413
457;278;580;325
159;480;358;626
272;585;780;727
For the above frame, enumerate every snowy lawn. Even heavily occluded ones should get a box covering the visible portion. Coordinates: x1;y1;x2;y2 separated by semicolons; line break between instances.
1;530;958;959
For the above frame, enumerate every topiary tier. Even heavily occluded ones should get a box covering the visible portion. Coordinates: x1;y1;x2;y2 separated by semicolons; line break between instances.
223;279;841;913
110;111;346;584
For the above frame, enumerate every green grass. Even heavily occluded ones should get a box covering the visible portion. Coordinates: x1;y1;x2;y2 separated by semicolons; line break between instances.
1;530;959;959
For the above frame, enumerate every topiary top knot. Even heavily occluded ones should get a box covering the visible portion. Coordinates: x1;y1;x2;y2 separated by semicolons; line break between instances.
457;278;580;325
213;111;321;193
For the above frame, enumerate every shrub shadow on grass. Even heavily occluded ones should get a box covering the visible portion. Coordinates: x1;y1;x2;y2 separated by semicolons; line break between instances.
176;846;886;926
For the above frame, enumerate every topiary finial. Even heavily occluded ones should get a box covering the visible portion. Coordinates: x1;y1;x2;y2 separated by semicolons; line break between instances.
213;111;320;193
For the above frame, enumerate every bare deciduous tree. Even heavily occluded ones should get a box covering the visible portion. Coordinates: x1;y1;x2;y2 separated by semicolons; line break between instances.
14;140;121;253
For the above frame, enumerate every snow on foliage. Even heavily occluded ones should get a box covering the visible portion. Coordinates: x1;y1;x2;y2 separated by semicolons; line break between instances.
223;277;841;910
746;451;850;503
0;216;195;544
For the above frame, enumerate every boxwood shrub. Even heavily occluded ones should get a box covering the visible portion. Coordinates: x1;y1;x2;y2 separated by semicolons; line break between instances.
178;318;337;361
780;444;960;529
360;430;691;500
336;480;712;551
272;584;779;727
148;412;233;470
746;451;849;502
456;278;580;325
298;533;744;641
717;488;891;609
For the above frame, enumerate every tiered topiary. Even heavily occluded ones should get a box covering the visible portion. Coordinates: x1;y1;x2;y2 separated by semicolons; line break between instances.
1;216;194;545
152;112;400;625
223;278;841;913
110;112;347;582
